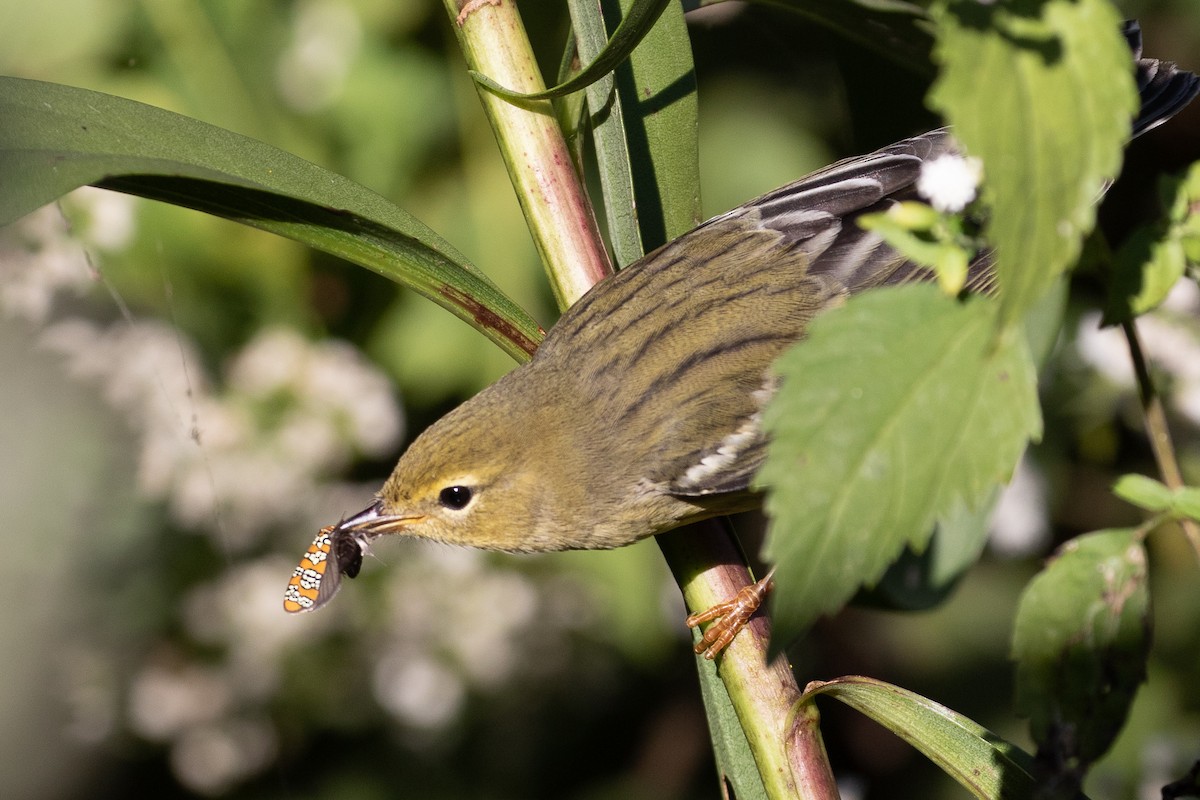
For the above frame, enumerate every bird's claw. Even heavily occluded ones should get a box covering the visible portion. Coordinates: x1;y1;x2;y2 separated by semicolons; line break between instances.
685;574;774;659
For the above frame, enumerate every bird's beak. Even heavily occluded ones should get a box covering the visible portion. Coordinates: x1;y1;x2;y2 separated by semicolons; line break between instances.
335;499;426;536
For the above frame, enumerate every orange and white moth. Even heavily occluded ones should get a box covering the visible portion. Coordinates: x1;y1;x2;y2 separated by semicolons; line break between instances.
283;525;367;613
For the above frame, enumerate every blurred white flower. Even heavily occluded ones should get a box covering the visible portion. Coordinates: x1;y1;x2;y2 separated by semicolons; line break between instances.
372;652;465;732
128;663;233;742
1076;306;1200;428
0;205;96;323
276;0;363;113
227;326;309;397
1075;312;1136;387
1161;278;1200;315
441;569;539;688
170;717;277;796
65;187;137;252
989;456;1050;557
1137;315;1200;386
40;318;210;424
229;326;405;462
916;153;983;213
0;189;138;323
41;320;403;546
183;558;335;696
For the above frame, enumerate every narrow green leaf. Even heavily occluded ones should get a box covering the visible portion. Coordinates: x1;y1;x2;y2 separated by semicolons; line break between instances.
758;285;1041;643
469;0;671;101
572;0;699;265
1112;473;1174;512
1012;529;1150;793
693;630;769;800
803;676;1037;799
928;0;1138;328
0;77;543;362
613;0;700;251
568;0;641;266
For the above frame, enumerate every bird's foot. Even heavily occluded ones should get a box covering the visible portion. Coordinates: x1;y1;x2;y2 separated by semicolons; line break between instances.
685;571;774;659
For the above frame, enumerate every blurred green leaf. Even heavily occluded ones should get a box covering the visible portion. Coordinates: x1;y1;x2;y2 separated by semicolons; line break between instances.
1172;487;1200;522
1112;474;1174;513
0;76;543;362
1105;162;1200;323
859;202;973;295
803;676;1038;799
928;0;1137;329
1013;529;1150;794
469;0;671;101
759;285;1041;643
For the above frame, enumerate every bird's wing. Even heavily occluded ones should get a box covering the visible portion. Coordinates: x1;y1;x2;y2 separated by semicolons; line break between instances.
567;130;975;499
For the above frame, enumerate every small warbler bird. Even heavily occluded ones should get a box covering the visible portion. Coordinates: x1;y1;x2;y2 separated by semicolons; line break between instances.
285;28;1198;655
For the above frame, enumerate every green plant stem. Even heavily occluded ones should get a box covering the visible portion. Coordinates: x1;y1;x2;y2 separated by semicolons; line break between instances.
441;0;612;308
660;526;837;800
441;2;837;795
1121;318;1200;557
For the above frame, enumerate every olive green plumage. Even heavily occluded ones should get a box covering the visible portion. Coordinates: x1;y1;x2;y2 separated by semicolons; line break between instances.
286;34;1198;613
377;131;985;552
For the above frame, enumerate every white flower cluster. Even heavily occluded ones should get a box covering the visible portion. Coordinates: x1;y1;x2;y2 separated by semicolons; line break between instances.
40;320;403;548
127;660;277;795
916;152;983;213
276;0;363;113
0;189;134;322
374;546;557;735
4;188;667;795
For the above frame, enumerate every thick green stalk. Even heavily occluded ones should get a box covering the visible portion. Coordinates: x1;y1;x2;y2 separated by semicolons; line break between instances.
659;527;838;799
440;1;834;796
442;0;612;308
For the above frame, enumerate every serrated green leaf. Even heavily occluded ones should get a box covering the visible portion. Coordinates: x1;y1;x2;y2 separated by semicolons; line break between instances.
1012;529;1150;791
928;0;1138;328
803;676;1037;799
864;491;998;612
758;285;1041;643
1112;473;1174;512
0;77;544;362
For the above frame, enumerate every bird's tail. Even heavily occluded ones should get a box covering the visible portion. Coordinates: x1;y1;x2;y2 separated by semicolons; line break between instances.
1128;20;1199;137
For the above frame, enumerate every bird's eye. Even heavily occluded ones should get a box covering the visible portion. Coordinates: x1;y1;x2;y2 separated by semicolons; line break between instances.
438;485;473;510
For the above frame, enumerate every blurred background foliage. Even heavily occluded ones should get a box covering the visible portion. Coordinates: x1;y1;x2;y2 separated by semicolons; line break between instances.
2;1;1200;798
